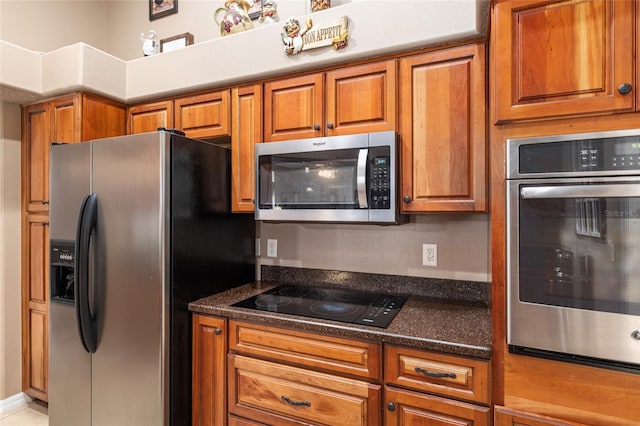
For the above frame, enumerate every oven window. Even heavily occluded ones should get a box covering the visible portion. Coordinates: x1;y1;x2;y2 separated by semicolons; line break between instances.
258;149;361;209
518;186;640;315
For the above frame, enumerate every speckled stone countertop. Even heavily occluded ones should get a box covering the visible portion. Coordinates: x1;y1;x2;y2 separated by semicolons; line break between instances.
189;267;492;359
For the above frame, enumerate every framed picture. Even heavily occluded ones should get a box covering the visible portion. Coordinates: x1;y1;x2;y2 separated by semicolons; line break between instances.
160;32;194;53
247;0;263;20
308;0;330;13
149;0;178;21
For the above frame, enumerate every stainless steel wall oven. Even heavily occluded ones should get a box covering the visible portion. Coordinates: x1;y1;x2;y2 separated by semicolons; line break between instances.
507;129;640;372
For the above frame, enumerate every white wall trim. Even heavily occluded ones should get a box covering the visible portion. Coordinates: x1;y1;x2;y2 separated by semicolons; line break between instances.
0;392;32;416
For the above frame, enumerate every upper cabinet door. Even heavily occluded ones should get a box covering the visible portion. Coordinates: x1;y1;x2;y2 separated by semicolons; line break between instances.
399;44;487;213
127;100;174;135
325;60;397;136
50;95;81;144
175;90;231;139
264;73;324;142
493;0;634;123
231;84;262;213
22;103;51;213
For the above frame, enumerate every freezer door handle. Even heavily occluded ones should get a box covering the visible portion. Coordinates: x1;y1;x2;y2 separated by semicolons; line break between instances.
75;193;98;353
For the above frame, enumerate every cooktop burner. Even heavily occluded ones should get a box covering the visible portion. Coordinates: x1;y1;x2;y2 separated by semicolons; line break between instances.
232;284;407;328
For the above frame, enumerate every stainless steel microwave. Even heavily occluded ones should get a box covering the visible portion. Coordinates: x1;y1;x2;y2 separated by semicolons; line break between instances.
255;131;402;223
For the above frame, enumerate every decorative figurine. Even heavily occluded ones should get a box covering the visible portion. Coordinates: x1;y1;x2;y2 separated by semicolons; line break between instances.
310;0;330;12
281;17;313;55
259;0;279;24
214;0;254;37
140;30;158;56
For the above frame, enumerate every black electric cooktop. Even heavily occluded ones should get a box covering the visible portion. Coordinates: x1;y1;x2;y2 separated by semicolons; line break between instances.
232;284;407;328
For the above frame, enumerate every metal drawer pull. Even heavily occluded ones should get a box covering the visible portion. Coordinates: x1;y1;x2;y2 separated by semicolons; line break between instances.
415;367;457;379
281;396;311;407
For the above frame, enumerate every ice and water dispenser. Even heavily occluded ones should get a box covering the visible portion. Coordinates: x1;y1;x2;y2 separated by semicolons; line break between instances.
51;240;75;303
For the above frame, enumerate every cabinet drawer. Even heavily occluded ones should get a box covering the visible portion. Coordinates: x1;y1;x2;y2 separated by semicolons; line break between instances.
229;320;381;380
385;345;489;404
228;355;381;426
385;385;490;426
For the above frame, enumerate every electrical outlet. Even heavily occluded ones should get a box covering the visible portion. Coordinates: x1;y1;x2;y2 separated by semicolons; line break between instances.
422;244;437;267
267;239;278;258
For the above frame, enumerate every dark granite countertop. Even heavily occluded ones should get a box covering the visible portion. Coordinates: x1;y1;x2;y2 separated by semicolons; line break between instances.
189;276;492;360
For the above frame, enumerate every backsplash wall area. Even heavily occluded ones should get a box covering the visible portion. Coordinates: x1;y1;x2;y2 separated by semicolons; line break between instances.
257;214;490;282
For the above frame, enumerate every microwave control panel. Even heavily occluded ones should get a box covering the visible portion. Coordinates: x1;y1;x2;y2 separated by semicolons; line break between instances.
369;156;391;209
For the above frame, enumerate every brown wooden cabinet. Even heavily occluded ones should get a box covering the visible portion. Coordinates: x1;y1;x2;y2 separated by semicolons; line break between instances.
175;90;231;139
385;345;490;405
494;406;587;426
384;344;491;426
127;100;174;134
228;321;381;380
229;355;381;426
399;43;487;213
384;386;490;426
231;84;262;213
264;60;397;141
22;213;49;402
192;314;227;426
226;320;381;425
21;92;126;401
193;317;492;425
493;0;635;123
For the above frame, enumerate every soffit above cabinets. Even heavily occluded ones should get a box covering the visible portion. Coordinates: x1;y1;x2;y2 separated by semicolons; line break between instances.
0;0;489;104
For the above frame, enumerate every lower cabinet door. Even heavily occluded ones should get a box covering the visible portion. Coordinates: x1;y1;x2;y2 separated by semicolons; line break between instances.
384;385;490;426
228;354;381;425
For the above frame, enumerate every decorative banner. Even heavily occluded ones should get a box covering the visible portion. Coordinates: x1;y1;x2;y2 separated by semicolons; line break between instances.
281;16;349;55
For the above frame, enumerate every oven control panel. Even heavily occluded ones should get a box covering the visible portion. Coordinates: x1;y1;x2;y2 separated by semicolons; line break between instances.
513;132;640;176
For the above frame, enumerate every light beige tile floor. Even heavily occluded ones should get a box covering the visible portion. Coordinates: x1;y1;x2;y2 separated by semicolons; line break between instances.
0;401;48;426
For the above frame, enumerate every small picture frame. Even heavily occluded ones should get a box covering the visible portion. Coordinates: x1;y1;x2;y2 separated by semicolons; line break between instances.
149;0;178;21
308;0;330;13
160;32;194;53
247;0;263;20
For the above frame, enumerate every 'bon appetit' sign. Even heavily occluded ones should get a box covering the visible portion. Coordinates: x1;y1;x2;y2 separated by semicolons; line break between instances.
281;16;349;55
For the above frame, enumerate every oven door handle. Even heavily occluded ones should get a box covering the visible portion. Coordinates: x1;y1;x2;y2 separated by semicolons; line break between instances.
356;148;368;208
521;184;640;199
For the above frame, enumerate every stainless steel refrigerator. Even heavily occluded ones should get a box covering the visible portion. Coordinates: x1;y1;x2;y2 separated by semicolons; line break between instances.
48;130;255;426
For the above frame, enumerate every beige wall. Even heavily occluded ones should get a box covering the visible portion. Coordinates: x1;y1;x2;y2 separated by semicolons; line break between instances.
0;1;108;53
105;0;346;61
258;214;491;282
0;0;349;61
0;101;22;400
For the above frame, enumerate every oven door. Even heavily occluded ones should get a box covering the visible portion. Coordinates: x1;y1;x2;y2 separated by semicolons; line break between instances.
507;176;640;367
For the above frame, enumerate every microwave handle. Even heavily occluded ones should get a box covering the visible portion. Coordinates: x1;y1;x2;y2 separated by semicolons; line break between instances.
521;184;640;199
357;149;368;208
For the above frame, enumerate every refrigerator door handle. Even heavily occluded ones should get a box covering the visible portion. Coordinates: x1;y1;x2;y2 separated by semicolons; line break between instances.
75;193;98;353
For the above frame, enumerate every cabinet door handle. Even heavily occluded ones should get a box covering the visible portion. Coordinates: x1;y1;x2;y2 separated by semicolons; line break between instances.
313;124;320;131
42;200;50;205
326;122;334;129
214;328;222;335
386;402;396;411
403;196;411;203
281;396;311;407
618;83;633;95
415;367;457;379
